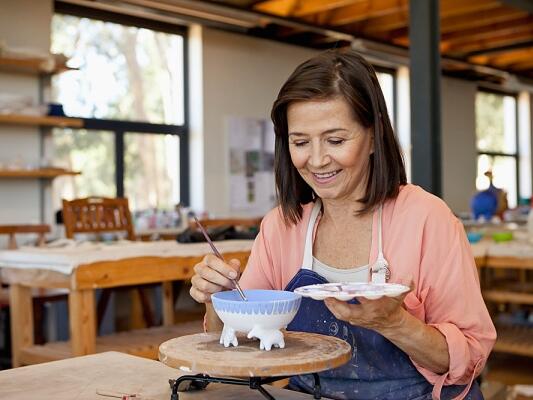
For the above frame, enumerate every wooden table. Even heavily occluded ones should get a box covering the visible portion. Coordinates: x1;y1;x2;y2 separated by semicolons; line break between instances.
0;242;252;367
0;351;315;399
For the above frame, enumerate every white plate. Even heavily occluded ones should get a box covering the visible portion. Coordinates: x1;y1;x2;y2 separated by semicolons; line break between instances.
294;282;410;301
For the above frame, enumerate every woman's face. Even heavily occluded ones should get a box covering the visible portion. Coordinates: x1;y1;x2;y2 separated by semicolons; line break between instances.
287;97;373;202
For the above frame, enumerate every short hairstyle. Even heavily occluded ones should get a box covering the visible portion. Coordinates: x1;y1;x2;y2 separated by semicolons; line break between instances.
271;48;407;225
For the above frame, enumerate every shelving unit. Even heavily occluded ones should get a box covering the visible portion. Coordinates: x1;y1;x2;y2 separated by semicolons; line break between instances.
0;53;81;224
0;169;80;179
482;288;533;306
479;254;533;384
0;55;77;75
0;114;83;128
493;325;533;358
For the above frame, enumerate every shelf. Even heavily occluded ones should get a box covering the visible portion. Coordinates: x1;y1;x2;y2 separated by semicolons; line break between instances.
18;321;203;365
486;353;533;385
0;169;80;179
483;290;533;305
493;325;533;357
0;114;83;128
0;55;76;75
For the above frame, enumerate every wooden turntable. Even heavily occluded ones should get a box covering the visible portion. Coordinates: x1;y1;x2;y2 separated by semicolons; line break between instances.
159;331;352;399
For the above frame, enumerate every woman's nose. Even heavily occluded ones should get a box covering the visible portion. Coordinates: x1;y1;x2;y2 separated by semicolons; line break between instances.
308;144;330;167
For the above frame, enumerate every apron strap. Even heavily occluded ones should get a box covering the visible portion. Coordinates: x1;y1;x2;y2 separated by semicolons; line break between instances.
371;205;390;283
431;358;483;400
302;199;322;270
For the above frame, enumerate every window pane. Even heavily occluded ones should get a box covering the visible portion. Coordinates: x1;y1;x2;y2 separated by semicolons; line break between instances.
476;154;517;209
51;14;184;124
376;71;394;125
476;92;517;153
124;133;180;211
52;129;116;208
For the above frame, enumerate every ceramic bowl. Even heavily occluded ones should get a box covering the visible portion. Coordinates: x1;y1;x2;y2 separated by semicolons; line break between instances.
467;231;483;244
211;289;301;350
492;231;513;243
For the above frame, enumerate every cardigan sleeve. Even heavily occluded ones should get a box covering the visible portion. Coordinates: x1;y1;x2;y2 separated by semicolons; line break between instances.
409;197;496;392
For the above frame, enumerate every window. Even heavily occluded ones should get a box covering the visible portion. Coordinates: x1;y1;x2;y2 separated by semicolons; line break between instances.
475;90;518;208
376;68;409;180
50;6;188;215
376;71;395;125
124;133;181;210
51;14;184;124
53;129;116;199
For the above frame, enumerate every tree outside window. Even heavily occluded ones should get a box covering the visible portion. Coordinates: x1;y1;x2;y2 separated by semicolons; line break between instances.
50;13;186;214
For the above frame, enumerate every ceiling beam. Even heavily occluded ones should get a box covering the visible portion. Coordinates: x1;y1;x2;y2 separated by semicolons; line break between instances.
362;0;501;34
448;30;533;55
441;16;533;46
395;19;533;49
506;58;533;70
252;0;299;17
292;0;366;18
439;6;526;34
499;0;533;13
323;0;406;26
466;40;533;57
387;7;525;41
471;48;533;66
497;56;533;69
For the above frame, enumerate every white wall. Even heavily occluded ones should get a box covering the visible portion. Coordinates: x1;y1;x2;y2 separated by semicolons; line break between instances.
199;27;317;217
441;77;478;213
0;0;53;230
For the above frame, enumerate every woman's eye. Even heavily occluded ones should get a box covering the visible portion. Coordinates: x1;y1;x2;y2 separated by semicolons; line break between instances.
328;139;344;145
292;141;308;147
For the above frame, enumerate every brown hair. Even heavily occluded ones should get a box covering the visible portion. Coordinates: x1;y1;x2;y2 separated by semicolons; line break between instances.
271;48;406;225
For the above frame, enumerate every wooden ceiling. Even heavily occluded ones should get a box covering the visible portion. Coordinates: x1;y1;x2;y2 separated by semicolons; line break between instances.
206;0;533;81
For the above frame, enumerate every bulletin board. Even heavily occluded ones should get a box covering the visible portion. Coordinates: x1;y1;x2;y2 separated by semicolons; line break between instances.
227;116;276;216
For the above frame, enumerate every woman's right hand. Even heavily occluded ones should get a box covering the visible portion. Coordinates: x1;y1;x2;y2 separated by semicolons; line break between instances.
190;254;241;303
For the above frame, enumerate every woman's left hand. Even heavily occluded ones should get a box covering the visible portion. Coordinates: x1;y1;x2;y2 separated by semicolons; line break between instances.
324;285;412;334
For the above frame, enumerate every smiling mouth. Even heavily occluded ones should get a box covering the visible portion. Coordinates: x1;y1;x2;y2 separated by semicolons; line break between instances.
312;170;341;179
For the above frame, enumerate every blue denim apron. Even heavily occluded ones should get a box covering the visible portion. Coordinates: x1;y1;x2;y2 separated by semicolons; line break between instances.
284;200;483;400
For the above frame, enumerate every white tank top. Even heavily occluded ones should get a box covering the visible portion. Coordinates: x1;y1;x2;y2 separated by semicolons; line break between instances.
303;199;390;283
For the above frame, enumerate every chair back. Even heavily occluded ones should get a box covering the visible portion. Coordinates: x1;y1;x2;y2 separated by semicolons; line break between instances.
0;224;50;250
0;224;51;308
62;197;135;240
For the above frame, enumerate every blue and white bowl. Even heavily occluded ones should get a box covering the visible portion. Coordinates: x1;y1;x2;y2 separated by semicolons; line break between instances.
211;289;302;350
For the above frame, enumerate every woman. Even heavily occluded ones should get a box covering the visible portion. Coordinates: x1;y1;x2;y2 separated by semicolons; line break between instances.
190;49;496;400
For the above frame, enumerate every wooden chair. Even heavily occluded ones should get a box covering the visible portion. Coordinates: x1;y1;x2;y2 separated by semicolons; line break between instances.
62;197;134;241
62;197;155;330
0;224;49;250
0;224;65;347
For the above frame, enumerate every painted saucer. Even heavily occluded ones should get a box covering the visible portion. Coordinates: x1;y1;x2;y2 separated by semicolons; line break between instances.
294;282;410;301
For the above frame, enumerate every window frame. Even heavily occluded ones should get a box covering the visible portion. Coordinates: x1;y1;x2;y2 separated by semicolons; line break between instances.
475;87;520;206
53;2;190;205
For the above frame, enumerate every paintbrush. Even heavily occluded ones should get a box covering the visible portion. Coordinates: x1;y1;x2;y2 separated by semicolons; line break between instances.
194;216;247;301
